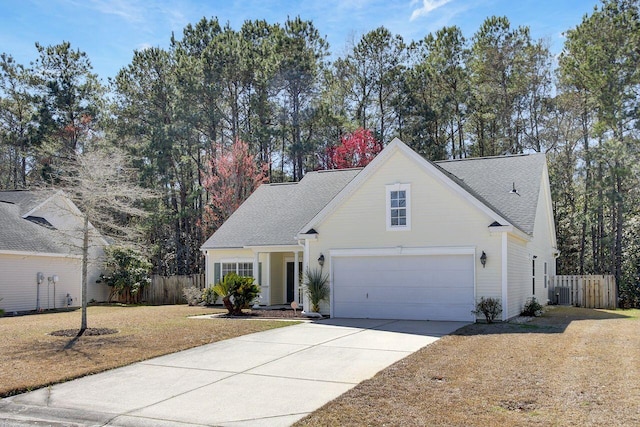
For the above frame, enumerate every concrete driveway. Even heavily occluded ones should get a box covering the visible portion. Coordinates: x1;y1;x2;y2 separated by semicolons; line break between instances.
0;318;467;427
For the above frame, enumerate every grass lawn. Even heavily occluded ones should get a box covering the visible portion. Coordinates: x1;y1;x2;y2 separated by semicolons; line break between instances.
296;306;640;427
0;305;298;398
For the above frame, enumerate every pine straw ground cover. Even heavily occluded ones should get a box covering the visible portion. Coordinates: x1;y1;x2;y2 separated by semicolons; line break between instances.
296;306;640;427
0;305;298;398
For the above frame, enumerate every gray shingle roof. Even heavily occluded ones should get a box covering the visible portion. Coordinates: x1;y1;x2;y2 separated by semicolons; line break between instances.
436;153;546;235
0;201;69;254
201;169;361;248
0;190;56;216
201;151;547;249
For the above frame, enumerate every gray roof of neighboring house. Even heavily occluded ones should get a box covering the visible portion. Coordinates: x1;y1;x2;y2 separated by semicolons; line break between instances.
201;152;547;249
0;201;69;254
201;169;362;248
0;190;56;216
436;153;546;235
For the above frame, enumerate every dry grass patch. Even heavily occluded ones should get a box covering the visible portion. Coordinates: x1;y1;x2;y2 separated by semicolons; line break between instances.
296;307;640;427
0;305;298;397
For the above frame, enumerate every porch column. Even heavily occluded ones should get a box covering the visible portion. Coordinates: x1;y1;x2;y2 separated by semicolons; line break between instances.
253;252;261;305
302;240;310;311
294;251;300;304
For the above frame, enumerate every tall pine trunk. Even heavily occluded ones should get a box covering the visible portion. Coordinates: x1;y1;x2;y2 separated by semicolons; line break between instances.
579;107;590;275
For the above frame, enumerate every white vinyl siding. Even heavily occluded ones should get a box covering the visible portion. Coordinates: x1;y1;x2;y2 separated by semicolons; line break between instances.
528;161;557;300
507;236;530;318
318;151;497;251
0;253;82;313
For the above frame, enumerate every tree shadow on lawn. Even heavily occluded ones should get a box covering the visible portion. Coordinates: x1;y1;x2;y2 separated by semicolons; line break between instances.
455;306;635;336
16;333;135;362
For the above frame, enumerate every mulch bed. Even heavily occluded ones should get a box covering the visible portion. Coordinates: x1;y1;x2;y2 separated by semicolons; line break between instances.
216;308;313;319
49;328;119;337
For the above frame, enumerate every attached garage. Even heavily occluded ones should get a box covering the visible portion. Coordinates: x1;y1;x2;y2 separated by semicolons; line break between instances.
331;250;475;321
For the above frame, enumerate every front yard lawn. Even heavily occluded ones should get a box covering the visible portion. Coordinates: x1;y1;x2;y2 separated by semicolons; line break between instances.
0;305;297;398
296;306;640;427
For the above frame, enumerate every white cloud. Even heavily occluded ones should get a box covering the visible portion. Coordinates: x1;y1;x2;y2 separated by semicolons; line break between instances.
86;0;145;23
410;0;454;21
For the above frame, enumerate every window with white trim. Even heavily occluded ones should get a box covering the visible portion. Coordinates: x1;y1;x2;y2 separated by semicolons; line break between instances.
532;258;536;295
222;262;253;278
386;183;411;230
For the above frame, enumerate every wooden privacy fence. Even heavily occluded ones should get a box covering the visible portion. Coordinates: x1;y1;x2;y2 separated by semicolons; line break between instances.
548;275;617;309
142;274;206;305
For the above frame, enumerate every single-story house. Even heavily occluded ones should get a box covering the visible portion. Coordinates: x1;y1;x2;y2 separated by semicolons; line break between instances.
0;190;110;313
201;138;557;322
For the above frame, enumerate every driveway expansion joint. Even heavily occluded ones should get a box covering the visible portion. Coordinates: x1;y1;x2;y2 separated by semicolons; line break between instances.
240;371;360;385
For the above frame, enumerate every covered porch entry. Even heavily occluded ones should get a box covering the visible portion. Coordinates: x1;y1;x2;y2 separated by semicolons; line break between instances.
206;246;307;308
250;246;305;307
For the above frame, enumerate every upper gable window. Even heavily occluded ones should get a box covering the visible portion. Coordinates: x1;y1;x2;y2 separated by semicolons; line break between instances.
386;183;411;231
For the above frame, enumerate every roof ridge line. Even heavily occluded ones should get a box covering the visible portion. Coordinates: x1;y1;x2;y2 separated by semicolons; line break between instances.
436;153;538;163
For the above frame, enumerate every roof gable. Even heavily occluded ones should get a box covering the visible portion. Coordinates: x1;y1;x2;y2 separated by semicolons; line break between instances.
0;201;72;255
0;190;59;216
299;138;530;235
0;189;109;252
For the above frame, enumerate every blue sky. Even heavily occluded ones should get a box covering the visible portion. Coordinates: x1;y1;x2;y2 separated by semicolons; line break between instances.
1;0;599;82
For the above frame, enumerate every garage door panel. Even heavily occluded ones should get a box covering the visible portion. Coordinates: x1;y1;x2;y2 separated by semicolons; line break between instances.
332;254;474;321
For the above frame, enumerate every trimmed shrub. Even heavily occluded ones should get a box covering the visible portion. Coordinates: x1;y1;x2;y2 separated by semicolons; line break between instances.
201;287;217;305
522;297;543;317
182;286;202;306
472;297;502;323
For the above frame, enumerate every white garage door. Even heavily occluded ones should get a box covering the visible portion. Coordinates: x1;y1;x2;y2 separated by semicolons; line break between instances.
332;254;475;321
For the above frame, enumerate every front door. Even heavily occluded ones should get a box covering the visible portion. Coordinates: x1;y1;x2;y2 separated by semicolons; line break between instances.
286;262;303;303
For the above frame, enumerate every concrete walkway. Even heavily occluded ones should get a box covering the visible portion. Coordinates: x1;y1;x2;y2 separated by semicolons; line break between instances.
0;318;467;427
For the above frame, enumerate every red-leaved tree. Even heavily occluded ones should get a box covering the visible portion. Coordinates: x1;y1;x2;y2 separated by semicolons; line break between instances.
326;128;382;169
202;139;268;235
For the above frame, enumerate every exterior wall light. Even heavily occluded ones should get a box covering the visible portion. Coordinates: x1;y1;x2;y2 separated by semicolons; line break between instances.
480;251;487;268
318;253;325;267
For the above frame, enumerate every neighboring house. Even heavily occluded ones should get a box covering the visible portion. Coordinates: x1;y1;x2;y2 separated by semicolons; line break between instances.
0;190;110;313
201;138;558;321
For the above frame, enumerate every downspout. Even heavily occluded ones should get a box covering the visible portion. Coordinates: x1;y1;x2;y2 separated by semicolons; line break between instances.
501;231;508;321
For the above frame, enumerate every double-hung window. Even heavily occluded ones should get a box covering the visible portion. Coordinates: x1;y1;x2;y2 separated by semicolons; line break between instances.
386;183;411;230
221;262;253;279
215;260;260;285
